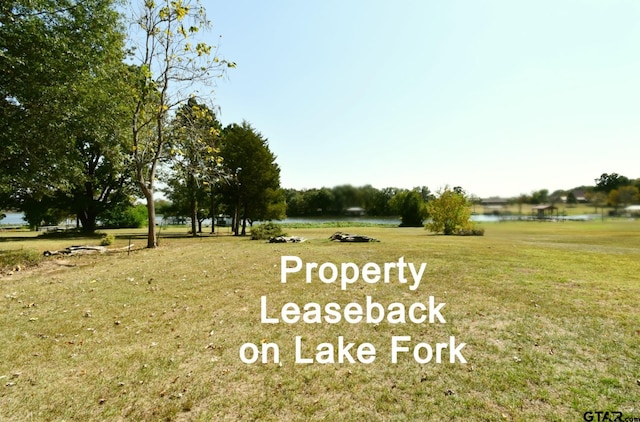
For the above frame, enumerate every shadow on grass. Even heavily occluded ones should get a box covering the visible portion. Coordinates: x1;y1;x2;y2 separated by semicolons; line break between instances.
113;232;245;240
0;229;249;243
0;230;102;243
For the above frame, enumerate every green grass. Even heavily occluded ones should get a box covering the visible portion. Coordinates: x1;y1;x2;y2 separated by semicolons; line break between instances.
1;221;639;421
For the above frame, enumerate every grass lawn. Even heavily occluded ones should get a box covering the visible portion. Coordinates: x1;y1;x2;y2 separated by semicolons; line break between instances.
1;220;639;421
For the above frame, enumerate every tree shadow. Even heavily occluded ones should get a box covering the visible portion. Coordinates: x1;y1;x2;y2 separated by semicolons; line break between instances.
0;232;101;243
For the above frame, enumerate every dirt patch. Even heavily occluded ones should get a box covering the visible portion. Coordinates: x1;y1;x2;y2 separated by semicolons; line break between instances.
0;257;82;280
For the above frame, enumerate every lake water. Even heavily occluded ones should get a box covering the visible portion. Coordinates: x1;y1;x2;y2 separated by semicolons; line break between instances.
275;214;597;224
1;212;599;227
0;212;25;225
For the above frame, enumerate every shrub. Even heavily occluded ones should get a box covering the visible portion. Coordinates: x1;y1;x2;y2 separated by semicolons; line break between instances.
251;222;286;240
456;227;485;236
100;233;115;246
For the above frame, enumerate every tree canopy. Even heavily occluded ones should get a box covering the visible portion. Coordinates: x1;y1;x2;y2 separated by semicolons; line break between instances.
128;0;235;247
164;99;223;235
1;0;134;231
425;187;472;235
594;173;630;194
218;122;284;235
389;189;428;227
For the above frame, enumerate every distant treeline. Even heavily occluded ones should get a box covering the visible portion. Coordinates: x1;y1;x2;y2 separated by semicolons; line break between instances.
283;172;640;217
283;185;433;217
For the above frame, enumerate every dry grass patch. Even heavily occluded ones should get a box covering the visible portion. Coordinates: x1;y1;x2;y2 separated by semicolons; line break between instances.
1;222;639;420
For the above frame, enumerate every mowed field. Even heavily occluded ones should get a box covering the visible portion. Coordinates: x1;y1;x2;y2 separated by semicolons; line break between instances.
1;220;639;421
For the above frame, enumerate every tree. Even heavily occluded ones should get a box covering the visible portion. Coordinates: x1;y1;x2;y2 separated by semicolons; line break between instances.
617;186;639;207
99;202;148;229
389;189;428;227
516;194;531;215
425;187;472;235
332;185;361;213
21;196;69;230
610;185;639;210
368;187;398;216
284;189;308;216
608;189;620;211
218;122;284;235
358;185;389;216
128;0;234;247
283;185;402;217
594;173;630;194
165;99;223;235
52;61;137;233
585;190;607;214
0;0;134;231
308;188;336;215
530;189;549;205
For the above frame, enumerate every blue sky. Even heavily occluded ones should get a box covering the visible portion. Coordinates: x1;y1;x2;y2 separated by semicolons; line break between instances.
198;0;639;198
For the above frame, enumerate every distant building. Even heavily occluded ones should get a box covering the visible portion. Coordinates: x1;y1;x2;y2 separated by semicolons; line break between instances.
531;204;558;219
624;205;640;216
574;191;588;203
560;190;588;203
345;207;366;216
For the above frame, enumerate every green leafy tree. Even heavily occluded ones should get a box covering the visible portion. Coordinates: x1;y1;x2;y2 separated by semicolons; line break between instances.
1;0;120;174
0;0;134;232
128;0;234;247
219;122;284;235
616;186;639;207
389;189;428;227
21;196;69;230
308;188;336;215
284;189;308;216
379;187;400;216
332;185;361;213
100;203;148;229
166;99;223;235
608;189;620;211
284;185;401;217
594;173;630;194
530;189;549;205
54;62;137;233
358;185;390;216
609;185;639;211
425;187;472;235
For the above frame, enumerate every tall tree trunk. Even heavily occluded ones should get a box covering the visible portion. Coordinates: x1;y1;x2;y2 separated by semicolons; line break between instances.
189;175;197;236
233;197;240;236
210;190;216;234
241;217;247;236
138;182;157;248
133;114;162;248
77;209;97;233
77;183;98;233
